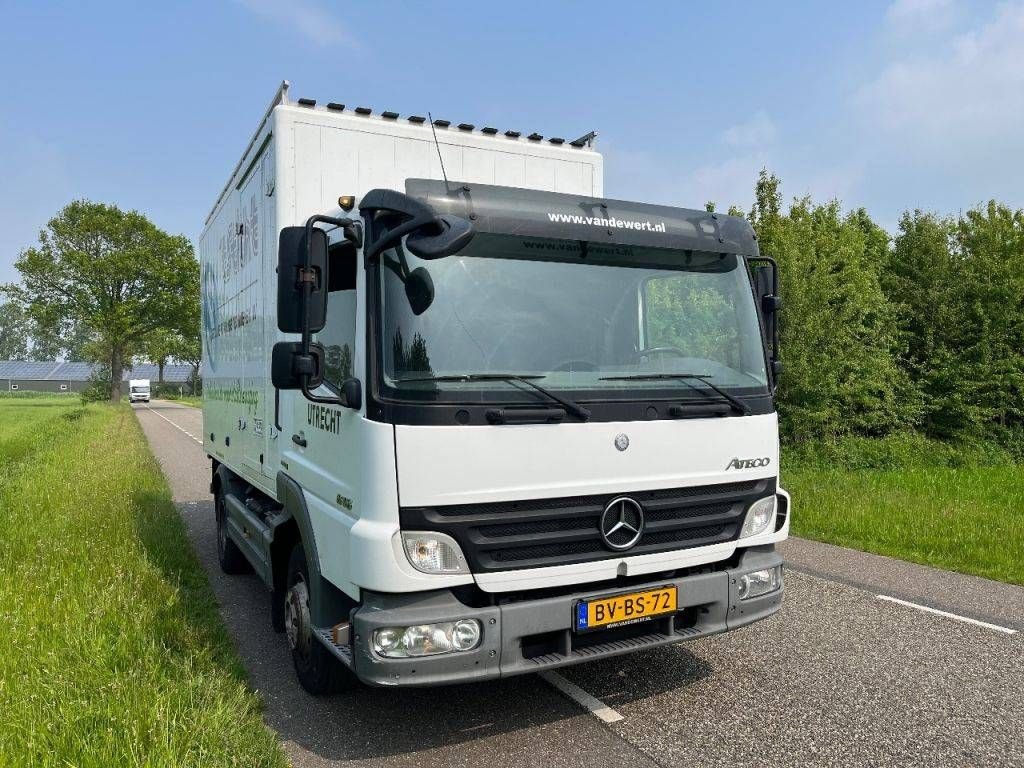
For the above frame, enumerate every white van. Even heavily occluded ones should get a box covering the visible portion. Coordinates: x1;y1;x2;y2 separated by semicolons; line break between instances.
128;379;151;403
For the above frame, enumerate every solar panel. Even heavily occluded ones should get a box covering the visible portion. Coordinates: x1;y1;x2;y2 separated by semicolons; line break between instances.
0;361;196;382
0;361;60;378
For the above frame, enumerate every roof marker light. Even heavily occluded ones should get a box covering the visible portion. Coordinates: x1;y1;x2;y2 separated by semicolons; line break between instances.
326;102;345;111
355;106;372;115
458;123;474;131
527;132;543;141
433;119;451;128
382;110;399;119
548;137;565;145
504;130;521;138
408;115;426;124
481;127;498;135
297;98;316;107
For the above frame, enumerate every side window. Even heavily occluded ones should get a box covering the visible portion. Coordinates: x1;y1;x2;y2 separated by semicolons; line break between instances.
643;273;740;368
316;240;357;388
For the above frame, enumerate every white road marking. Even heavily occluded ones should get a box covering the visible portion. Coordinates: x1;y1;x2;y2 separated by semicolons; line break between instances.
538;671;624;724
876;595;1017;635
142;404;203;446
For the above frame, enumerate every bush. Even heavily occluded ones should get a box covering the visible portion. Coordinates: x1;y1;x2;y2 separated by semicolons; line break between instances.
80;366;113;403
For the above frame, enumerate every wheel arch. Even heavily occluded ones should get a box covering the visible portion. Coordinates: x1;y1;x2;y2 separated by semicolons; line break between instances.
275;471;357;628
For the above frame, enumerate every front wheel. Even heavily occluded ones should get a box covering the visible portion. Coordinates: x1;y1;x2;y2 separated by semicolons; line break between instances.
285;543;357;695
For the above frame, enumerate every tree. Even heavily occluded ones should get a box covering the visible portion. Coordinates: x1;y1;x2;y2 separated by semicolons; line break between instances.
142;329;180;385
27;322;63;361
0;301;30;360
6;201;199;403
887;204;1024;442
748;171;915;442
178;334;202;395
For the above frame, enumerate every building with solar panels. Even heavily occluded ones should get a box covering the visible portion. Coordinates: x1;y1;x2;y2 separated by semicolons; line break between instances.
0;361;195;394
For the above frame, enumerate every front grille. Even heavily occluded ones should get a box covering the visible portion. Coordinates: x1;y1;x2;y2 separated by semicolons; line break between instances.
399;478;775;572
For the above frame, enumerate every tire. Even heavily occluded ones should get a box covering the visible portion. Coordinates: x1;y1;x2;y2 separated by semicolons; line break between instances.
215;485;250;575
285;543;356;695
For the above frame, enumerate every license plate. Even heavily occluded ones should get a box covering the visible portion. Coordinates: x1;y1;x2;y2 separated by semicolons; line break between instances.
574;586;678;633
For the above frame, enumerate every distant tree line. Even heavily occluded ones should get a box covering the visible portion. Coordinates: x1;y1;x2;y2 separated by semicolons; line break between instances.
733;171;1024;454
2;201;200;402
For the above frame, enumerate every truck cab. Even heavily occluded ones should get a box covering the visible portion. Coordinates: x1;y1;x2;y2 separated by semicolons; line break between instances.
201;87;788;692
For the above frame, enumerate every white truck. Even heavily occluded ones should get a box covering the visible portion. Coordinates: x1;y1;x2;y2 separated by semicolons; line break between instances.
200;81;789;693
128;378;151;403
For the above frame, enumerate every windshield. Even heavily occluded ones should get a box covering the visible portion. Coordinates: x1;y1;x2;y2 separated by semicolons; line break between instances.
378;233;768;403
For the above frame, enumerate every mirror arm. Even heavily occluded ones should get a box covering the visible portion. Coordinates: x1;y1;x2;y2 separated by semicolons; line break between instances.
299;214;352;383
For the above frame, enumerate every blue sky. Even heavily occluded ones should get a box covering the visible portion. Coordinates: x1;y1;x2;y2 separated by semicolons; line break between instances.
2;0;1022;284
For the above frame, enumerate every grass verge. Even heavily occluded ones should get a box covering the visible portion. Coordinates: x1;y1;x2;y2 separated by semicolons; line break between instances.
167;395;202;408
786;463;1024;586
0;397;286;766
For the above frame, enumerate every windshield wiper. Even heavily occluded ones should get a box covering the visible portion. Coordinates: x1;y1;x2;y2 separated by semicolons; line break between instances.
598;373;750;415
395;373;591;421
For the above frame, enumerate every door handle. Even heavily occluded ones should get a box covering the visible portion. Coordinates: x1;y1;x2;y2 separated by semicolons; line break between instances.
291;433;307;447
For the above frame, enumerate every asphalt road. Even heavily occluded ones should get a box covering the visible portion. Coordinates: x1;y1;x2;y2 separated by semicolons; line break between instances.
134;400;1024;768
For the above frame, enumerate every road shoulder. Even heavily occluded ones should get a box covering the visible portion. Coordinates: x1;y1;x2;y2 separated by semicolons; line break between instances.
780;537;1024;630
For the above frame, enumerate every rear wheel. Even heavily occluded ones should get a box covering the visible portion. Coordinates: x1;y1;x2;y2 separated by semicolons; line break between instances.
215;485;249;574
286;543;356;695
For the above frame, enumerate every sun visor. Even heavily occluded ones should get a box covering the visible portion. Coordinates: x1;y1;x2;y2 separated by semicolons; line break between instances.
404;178;758;255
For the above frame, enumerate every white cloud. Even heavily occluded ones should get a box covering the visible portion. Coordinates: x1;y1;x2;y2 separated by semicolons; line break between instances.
721;111;776;148
885;0;957;34
858;2;1024;152
234;0;353;47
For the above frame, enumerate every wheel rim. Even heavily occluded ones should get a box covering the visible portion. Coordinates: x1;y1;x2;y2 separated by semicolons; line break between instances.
285;576;312;656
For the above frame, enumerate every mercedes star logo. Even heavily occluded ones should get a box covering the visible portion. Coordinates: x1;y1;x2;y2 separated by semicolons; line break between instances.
614;433;630;451
599;496;645;551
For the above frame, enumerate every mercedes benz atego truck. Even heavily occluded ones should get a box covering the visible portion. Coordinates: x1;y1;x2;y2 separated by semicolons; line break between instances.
200;81;789;692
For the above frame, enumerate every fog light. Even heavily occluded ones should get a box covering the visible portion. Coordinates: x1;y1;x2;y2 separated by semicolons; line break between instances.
740;496;777;538
737;566;782;600
451;619;481;651
374;627;402;654
372;619;483;658
401;532;468;574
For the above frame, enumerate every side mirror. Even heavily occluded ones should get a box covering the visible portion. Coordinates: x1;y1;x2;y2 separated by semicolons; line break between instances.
272;342;325;389
405;215;475;259
405;266;435;315
748;258;781;389
277;226;329;333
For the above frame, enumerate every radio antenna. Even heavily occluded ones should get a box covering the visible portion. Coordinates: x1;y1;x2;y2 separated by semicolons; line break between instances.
428;111;450;188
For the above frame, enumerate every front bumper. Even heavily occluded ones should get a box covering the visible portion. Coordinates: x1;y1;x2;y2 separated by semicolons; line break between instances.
345;546;783;687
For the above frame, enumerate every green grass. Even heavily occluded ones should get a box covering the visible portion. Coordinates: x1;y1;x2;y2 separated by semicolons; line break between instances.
786;464;1024;585
167;395;202;408
0;397;286;767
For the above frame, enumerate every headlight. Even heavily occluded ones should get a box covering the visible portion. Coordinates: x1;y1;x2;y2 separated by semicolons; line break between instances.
401;531;469;574
372;619;482;658
740;495;777;538
737;566;783;600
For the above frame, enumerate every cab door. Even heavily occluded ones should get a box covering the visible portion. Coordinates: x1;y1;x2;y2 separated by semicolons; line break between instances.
283;235;364;595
